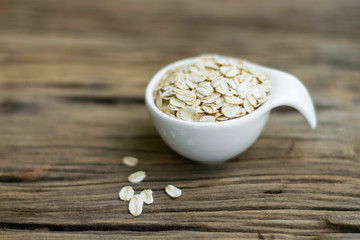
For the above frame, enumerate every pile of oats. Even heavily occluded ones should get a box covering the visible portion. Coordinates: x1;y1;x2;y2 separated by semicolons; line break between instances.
154;54;271;122
119;156;181;217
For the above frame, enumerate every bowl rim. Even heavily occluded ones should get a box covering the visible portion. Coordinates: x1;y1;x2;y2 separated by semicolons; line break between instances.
145;57;271;128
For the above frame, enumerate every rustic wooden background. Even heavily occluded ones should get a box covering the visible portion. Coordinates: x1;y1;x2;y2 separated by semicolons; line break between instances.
0;0;359;239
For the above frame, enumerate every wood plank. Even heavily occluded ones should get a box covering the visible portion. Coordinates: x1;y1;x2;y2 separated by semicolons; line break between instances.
0;0;359;238
0;230;321;240
2;231;359;240
0;0;359;36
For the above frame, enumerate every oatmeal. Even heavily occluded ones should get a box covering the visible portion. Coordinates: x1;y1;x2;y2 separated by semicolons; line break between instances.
154;54;271;122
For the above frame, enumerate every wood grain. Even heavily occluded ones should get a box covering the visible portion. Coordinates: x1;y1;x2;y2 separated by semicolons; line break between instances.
0;0;359;239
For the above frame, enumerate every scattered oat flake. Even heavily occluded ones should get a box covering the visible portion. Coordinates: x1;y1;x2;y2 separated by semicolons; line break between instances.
128;171;146;183
129;194;144;217
122;156;138;167
140;189;154;204
119;186;134;201
165;185;182;198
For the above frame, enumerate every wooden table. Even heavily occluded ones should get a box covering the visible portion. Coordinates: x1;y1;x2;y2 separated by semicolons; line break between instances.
0;0;359;239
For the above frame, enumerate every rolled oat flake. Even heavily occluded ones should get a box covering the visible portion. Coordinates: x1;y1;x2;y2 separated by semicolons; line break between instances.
128;194;144;217
119;186;134;201
128;171;146;183
165;184;182;198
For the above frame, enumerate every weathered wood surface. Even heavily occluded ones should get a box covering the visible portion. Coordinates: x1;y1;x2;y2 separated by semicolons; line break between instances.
0;0;359;239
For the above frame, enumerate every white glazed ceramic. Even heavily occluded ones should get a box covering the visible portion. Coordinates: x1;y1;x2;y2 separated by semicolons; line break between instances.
145;57;317;164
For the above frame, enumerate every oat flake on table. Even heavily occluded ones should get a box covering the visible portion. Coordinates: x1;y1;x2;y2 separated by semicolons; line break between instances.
128;171;147;183
165;185;182;198
140;189;154;204
119;186;135;201
128;194;144;217
122;156;138;166
154;54;271;122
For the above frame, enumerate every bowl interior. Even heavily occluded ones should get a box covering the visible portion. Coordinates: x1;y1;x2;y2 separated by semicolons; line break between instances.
145;57;275;127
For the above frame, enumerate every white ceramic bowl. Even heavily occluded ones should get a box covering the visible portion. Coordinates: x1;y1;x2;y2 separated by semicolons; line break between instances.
145;57;317;164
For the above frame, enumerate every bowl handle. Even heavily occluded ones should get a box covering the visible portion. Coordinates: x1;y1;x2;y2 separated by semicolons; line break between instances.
265;71;317;129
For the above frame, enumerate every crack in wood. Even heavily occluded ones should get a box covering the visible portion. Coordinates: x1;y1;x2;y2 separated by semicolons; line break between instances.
60;95;144;105
0;82;109;90
263;189;283;194
156;206;360;213
45;82;109;90
257;232;265;239
0;222;240;232
0;99;39;114
325;217;360;233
